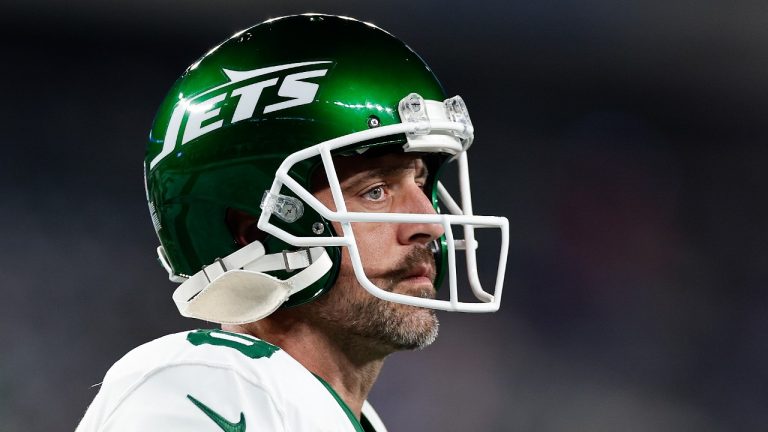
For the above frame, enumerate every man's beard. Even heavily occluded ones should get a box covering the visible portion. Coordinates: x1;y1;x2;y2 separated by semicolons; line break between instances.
309;247;440;353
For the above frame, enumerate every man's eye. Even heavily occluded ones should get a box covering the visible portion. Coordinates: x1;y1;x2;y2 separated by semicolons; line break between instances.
363;186;385;201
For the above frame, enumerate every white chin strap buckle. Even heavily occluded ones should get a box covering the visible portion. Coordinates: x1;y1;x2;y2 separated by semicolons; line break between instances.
170;242;332;324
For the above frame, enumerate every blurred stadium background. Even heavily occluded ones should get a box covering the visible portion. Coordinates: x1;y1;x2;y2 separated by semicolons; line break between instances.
2;1;767;431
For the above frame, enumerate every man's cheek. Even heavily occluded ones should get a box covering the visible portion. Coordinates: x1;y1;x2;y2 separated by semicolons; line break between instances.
357;226;393;260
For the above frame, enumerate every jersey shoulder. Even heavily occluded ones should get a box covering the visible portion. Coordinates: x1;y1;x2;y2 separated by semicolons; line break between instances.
101;329;281;388
77;329;381;432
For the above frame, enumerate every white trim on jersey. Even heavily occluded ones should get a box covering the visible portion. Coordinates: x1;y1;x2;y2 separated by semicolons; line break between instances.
362;401;388;432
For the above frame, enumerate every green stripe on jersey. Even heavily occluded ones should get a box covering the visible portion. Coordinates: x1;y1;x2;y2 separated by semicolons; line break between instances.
313;374;365;432
186;329;280;359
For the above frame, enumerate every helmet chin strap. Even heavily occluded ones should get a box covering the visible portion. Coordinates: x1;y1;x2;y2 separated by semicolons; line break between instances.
170;241;332;324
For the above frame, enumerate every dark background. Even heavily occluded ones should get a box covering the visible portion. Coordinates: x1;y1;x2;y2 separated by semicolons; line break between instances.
2;1;767;431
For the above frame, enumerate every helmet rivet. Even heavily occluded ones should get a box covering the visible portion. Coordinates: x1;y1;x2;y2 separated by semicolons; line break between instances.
367;115;380;128
312;222;325;235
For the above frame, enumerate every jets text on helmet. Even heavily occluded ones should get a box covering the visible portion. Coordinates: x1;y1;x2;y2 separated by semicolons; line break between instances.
149;61;332;169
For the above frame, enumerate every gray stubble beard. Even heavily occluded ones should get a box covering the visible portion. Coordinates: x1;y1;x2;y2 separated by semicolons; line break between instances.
310;247;441;353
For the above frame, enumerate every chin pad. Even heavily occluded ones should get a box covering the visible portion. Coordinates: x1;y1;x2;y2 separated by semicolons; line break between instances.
185;270;292;324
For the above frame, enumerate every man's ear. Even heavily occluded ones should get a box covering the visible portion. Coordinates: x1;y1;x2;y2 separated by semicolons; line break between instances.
225;208;265;246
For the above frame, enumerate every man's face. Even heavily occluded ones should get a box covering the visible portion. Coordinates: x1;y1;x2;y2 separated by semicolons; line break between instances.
309;152;444;353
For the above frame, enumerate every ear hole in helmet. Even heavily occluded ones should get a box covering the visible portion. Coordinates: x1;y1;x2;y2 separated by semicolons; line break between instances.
225;208;267;247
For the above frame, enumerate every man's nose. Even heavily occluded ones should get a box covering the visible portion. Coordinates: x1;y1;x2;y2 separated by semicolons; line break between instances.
397;183;445;245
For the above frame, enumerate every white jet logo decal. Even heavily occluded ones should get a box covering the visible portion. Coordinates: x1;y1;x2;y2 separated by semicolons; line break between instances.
149;61;332;169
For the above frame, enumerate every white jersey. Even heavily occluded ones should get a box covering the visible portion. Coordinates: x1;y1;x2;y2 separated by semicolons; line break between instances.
77;329;387;432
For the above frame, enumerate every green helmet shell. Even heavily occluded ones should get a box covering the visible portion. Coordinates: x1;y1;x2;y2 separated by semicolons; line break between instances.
145;14;448;306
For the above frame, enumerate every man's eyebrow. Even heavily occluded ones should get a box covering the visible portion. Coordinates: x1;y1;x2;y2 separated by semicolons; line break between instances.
341;162;429;186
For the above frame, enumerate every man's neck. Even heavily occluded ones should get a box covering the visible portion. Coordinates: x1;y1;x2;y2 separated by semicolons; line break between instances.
223;313;389;418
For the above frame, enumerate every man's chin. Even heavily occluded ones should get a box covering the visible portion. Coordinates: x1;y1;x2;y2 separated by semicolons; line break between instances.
384;302;440;351
392;279;437;301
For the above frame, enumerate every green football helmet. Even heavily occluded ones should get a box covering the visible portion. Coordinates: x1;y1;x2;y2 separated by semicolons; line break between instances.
144;14;509;324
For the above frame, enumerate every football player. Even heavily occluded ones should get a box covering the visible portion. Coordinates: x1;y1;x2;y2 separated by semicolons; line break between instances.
77;14;509;431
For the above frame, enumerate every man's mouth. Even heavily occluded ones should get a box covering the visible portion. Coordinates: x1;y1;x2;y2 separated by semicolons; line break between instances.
401;263;437;285
373;246;438;295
